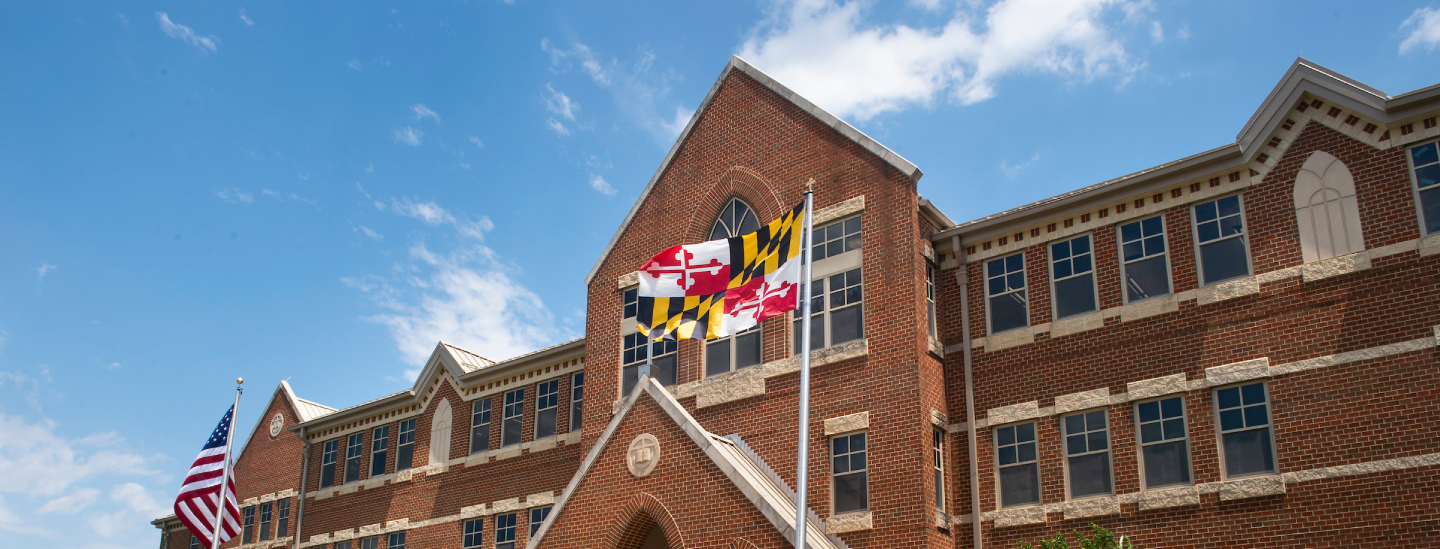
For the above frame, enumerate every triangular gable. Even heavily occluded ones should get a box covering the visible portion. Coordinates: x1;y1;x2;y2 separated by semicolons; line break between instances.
528;376;847;549
583;55;922;286
234;381;334;463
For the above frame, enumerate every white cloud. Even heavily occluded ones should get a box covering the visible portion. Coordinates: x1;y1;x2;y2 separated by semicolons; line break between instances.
660;106;694;140
348;58;363;70
540;40;692;145
38;488;99;514
105;362;120;370
36;263;56;283
239;9;254;26
394;126;424;146
216;188;254;204
0;414;158;500
389;197;492;240
545;118;572;136
357;226;384;241
998;153;1040;178
470;137;485;149
588;174;617;197
0;494;52;537
261;189;317;204
155;12;218;53
1175;24;1190;41
412;104;441;123
1149;20;1164;43
737;0;1143;120
1400;6;1440;54
541;39;610;85
543;84;579;121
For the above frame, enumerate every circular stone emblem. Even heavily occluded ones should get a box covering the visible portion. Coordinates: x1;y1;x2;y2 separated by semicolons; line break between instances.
269;413;284;438
626;433;660;477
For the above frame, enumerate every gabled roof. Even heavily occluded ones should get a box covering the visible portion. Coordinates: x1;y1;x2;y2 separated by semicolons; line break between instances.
527;376;847;549
932;57;1440;242
584;56;922;286
233;381;336;464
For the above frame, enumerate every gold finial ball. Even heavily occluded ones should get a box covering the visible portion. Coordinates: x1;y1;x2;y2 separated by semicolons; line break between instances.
237;377;244;385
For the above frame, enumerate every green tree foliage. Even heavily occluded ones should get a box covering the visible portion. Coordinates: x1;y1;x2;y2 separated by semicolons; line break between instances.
1016;523;1133;549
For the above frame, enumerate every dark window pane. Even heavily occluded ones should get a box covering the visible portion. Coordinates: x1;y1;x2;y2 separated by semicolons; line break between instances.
1123;241;1144;261
990;291;1027;333
1016;423;1035;442
738;211;760;235
536;408;556;439
1054;274;1096;319
1054;260;1072;279
850;452;865;471
850;433;865;452
1142;440;1191;488
1017;442;1036;463
826;240;842;257
1200;237;1249;284
396;446;412;472
1218;196;1240;216
987;259;1004;277
1066;434;1086;455
833;436;848;455
1006;254;1023;272
833;455;848;474
831;305;863;345
1160;397;1183;418
1068;453;1112;497
1140;422;1162;444
736;331;761;369
1072;236;1091;254
503;418;521;446
1421;188;1440;234
1073;253;1092;273
622;364;639;396
834;472;868;513
345;456;360;483
1064;415;1084;434
1241;383;1266;405
988;276;1006;296
1219;409;1244;432
1195;201;1217;222
1007;272;1025;290
1223;428;1275;477
1125;256;1170;302
1411;142;1438;166
1217;387;1240;409
1197;222;1220;242
845;285;861;305
1417;163;1440;189
1087;430;1108;451
1120;222;1140;242
706;340;730;376
1051;241;1071;260
998;446;1016;465
997;426;1015;446
1138;401;1159;423
1086;411;1106;429
1162;418;1185;440
653;354;677;387
1142;216;1163;236
843;233;861;252
1219;215;1243;237
1145;234;1165;254
843;216;861;235
999;463;1040;507
1244;405;1269;428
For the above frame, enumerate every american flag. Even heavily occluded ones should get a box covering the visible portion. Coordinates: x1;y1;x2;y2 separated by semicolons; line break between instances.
173;405;240;548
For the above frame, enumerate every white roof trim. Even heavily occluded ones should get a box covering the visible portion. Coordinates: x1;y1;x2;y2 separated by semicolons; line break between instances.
527;377;846;549
583;56;922;286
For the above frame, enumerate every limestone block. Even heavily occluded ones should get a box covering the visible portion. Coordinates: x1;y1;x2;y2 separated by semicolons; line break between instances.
309;533;331;544
826;511;873;534
944;342;966;356
1063;496;1119;519
934;510;951;529
528;437;557;453
1054;388;1110;414
928;336;944;357
695;373;766;409
384;518;409;531
276;489;297;498
813;196;865;226
358;523;382;536
525;491;555;507
491;497;521;513
1205;357;1270;386
824;411;870;436
242;497;259;506
1127;374;1188;401
1218;476;1286;501
986;327;1037;352
493;446;522;461
1301;252;1371;283
1366;239;1417;260
1197;276;1260;305
1137;486;1199;511
990;506;1047;528
930;409;947;427
1050;311;1105;338
395;469;414;483
987;401;1040;425
1120;295;1178;322
617;271;638;289
332;529;355;541
1421;233;1440;257
460;504;487;519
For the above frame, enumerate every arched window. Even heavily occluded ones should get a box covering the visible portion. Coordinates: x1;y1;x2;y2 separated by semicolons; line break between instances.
428;397;452;466
706;199;763;377
1294;151;1365;263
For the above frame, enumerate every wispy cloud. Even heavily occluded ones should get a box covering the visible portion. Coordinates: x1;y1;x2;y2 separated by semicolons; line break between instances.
261;189;317;204
38;488;99;514
660;106;694;140
737;0;1145;121
36;264;56;284
412;104;441;123
545;118;572;136
348;58;363;70
155;12;218;53
216;188;254;204
393;126;424;146
999;153;1040;179
0;414;159;501
588;174;617;197
238;9;253;26
389;197;492;240
469;137;485;149
1400;6;1440;54
540;39;692;145
543;84;579;121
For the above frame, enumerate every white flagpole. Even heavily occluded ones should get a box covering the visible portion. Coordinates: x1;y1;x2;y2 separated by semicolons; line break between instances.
794;185;815;549
211;378;243;549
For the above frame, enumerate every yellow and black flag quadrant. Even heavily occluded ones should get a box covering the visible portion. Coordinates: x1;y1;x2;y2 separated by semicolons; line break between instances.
636;200;806;341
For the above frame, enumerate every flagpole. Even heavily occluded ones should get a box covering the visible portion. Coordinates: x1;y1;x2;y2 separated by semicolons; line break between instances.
211;378;243;549
794;184;815;549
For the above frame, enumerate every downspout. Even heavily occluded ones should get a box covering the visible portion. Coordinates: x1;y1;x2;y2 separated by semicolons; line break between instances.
954;235;982;549
293;426;310;549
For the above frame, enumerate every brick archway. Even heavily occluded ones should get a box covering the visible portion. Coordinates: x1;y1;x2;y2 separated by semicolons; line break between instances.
684;166;788;243
604;492;685;549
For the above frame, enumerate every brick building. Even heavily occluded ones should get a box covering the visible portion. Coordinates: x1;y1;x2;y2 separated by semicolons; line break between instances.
154;57;1440;549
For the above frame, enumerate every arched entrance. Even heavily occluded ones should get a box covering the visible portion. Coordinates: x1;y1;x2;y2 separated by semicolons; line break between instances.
607;493;684;549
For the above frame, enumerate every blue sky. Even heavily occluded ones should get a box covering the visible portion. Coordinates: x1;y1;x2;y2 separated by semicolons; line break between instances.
1;1;1437;546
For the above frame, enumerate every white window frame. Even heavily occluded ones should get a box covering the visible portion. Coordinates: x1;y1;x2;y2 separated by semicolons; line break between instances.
1132;395;1194;490
621;335;677;395
1404;137;1440;236
992;421;1041;509
528;506;552;537
320;439;338;488
793;267;864;354
396;419;416;471
985;253;1029;335
704;326;762;378
387;532;405;549
371;425;389;477
259;501;272;541
1059;409;1114;500
932;427;945;512
829;430;869;515
470;398;491;454
569;372;583;433
1191;194;1254;286
535;379;559;440
462;518;484;549
1117;215;1173;304
926;262;938;339
494;512;517;549
501;389;524;448
344;432;364;484
1211;381;1281;480
1048;233;1099;321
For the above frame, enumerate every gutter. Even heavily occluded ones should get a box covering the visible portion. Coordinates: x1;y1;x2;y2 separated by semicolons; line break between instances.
954;235;982;549
293;426;310;549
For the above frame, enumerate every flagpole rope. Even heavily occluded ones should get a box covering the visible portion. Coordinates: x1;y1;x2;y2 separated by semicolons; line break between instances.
794;184;815;549
211;379;243;549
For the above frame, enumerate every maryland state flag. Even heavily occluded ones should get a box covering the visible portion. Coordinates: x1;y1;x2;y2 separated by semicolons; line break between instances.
638;201;806;341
